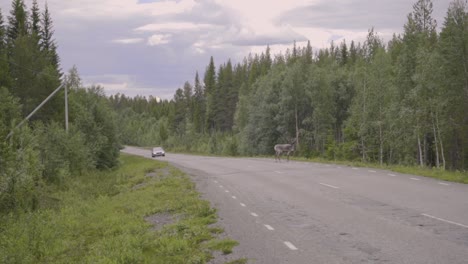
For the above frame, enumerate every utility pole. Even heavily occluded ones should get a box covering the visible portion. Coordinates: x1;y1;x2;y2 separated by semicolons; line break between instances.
6;82;68;140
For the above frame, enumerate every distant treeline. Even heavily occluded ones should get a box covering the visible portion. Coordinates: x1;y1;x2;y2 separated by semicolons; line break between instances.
1;0;120;213
110;0;468;171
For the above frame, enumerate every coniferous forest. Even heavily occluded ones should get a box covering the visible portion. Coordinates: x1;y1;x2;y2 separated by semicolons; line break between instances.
1;0;468;215
1;0;120;213
111;0;468;172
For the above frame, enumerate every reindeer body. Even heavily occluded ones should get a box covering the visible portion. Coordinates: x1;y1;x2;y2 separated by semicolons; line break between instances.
274;141;296;162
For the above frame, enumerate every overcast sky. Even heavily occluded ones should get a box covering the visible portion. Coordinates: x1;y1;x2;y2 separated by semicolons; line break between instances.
1;0;451;99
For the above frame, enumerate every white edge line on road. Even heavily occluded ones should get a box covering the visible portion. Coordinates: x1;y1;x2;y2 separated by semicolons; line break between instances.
388;173;396;177
240;203;246;207
410;178;420;181
232;196;237;199
250;212;259;217
369;170;376;173
319;183;340;189
264;224;274;231
421;214;468;229
352;167;358;170
284;241;298;250
438;182;450;186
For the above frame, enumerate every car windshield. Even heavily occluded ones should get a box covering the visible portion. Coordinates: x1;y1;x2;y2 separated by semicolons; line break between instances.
153;147;163;151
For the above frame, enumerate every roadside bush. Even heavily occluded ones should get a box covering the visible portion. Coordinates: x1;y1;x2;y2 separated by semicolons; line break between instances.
69;86;120;169
35;122;93;184
0;88;42;213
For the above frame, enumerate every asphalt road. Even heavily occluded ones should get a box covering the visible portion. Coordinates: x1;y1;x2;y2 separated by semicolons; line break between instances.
122;146;468;264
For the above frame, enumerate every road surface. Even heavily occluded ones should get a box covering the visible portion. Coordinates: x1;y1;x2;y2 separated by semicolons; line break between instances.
122;146;468;264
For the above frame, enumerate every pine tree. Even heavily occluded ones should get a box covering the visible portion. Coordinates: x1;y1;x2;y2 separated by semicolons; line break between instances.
41;3;60;73
183;81;193;123
30;0;40;36
349;40;357;65
339;40;348;66
0;9;12;88
64;65;82;90
6;0;27;56
304;40;313;64
0;9;6;51
193;72;205;133
204;56;217;132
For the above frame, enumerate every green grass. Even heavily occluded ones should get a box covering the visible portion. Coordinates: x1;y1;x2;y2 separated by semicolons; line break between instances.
0;154;239;264
225;259;249;264
288;156;468;184
204;239;239;255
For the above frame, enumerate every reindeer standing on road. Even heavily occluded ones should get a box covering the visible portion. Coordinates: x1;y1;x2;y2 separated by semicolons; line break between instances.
274;140;296;162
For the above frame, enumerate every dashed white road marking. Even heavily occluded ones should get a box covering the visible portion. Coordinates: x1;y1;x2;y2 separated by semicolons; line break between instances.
264;225;275;231
275;171;283;174
319;183;340;189
410;178;420;181
438;182;450;186
336;167;341;169
352;167;359;170
240;203;246;207
326;164;331;167
284;241;298;250
250;212;259;217
369;170;376;173
422;214;468;229
388;173;396;177
225;190;230;193
214;180;218;183
232;196;237;199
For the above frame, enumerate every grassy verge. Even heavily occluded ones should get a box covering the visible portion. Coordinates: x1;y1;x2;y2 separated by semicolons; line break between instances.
290;156;468;184
0;154;240;263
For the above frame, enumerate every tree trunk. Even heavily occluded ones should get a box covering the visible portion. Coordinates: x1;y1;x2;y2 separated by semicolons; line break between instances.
432;114;440;168
379;121;383;166
295;104;299;149
417;132;424;167
379;104;383;166
361;138;366;162
435;112;446;169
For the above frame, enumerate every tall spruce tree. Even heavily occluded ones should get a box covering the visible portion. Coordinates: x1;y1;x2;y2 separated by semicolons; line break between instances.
41;3;60;73
204;56;217;132
6;0;27;57
193;72;205;134
0;9;11;88
30;0;40;35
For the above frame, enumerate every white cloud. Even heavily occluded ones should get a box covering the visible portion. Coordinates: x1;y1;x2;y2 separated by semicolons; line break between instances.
147;34;172;46
112;38;144;44
50;0;196;21
135;22;217;32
